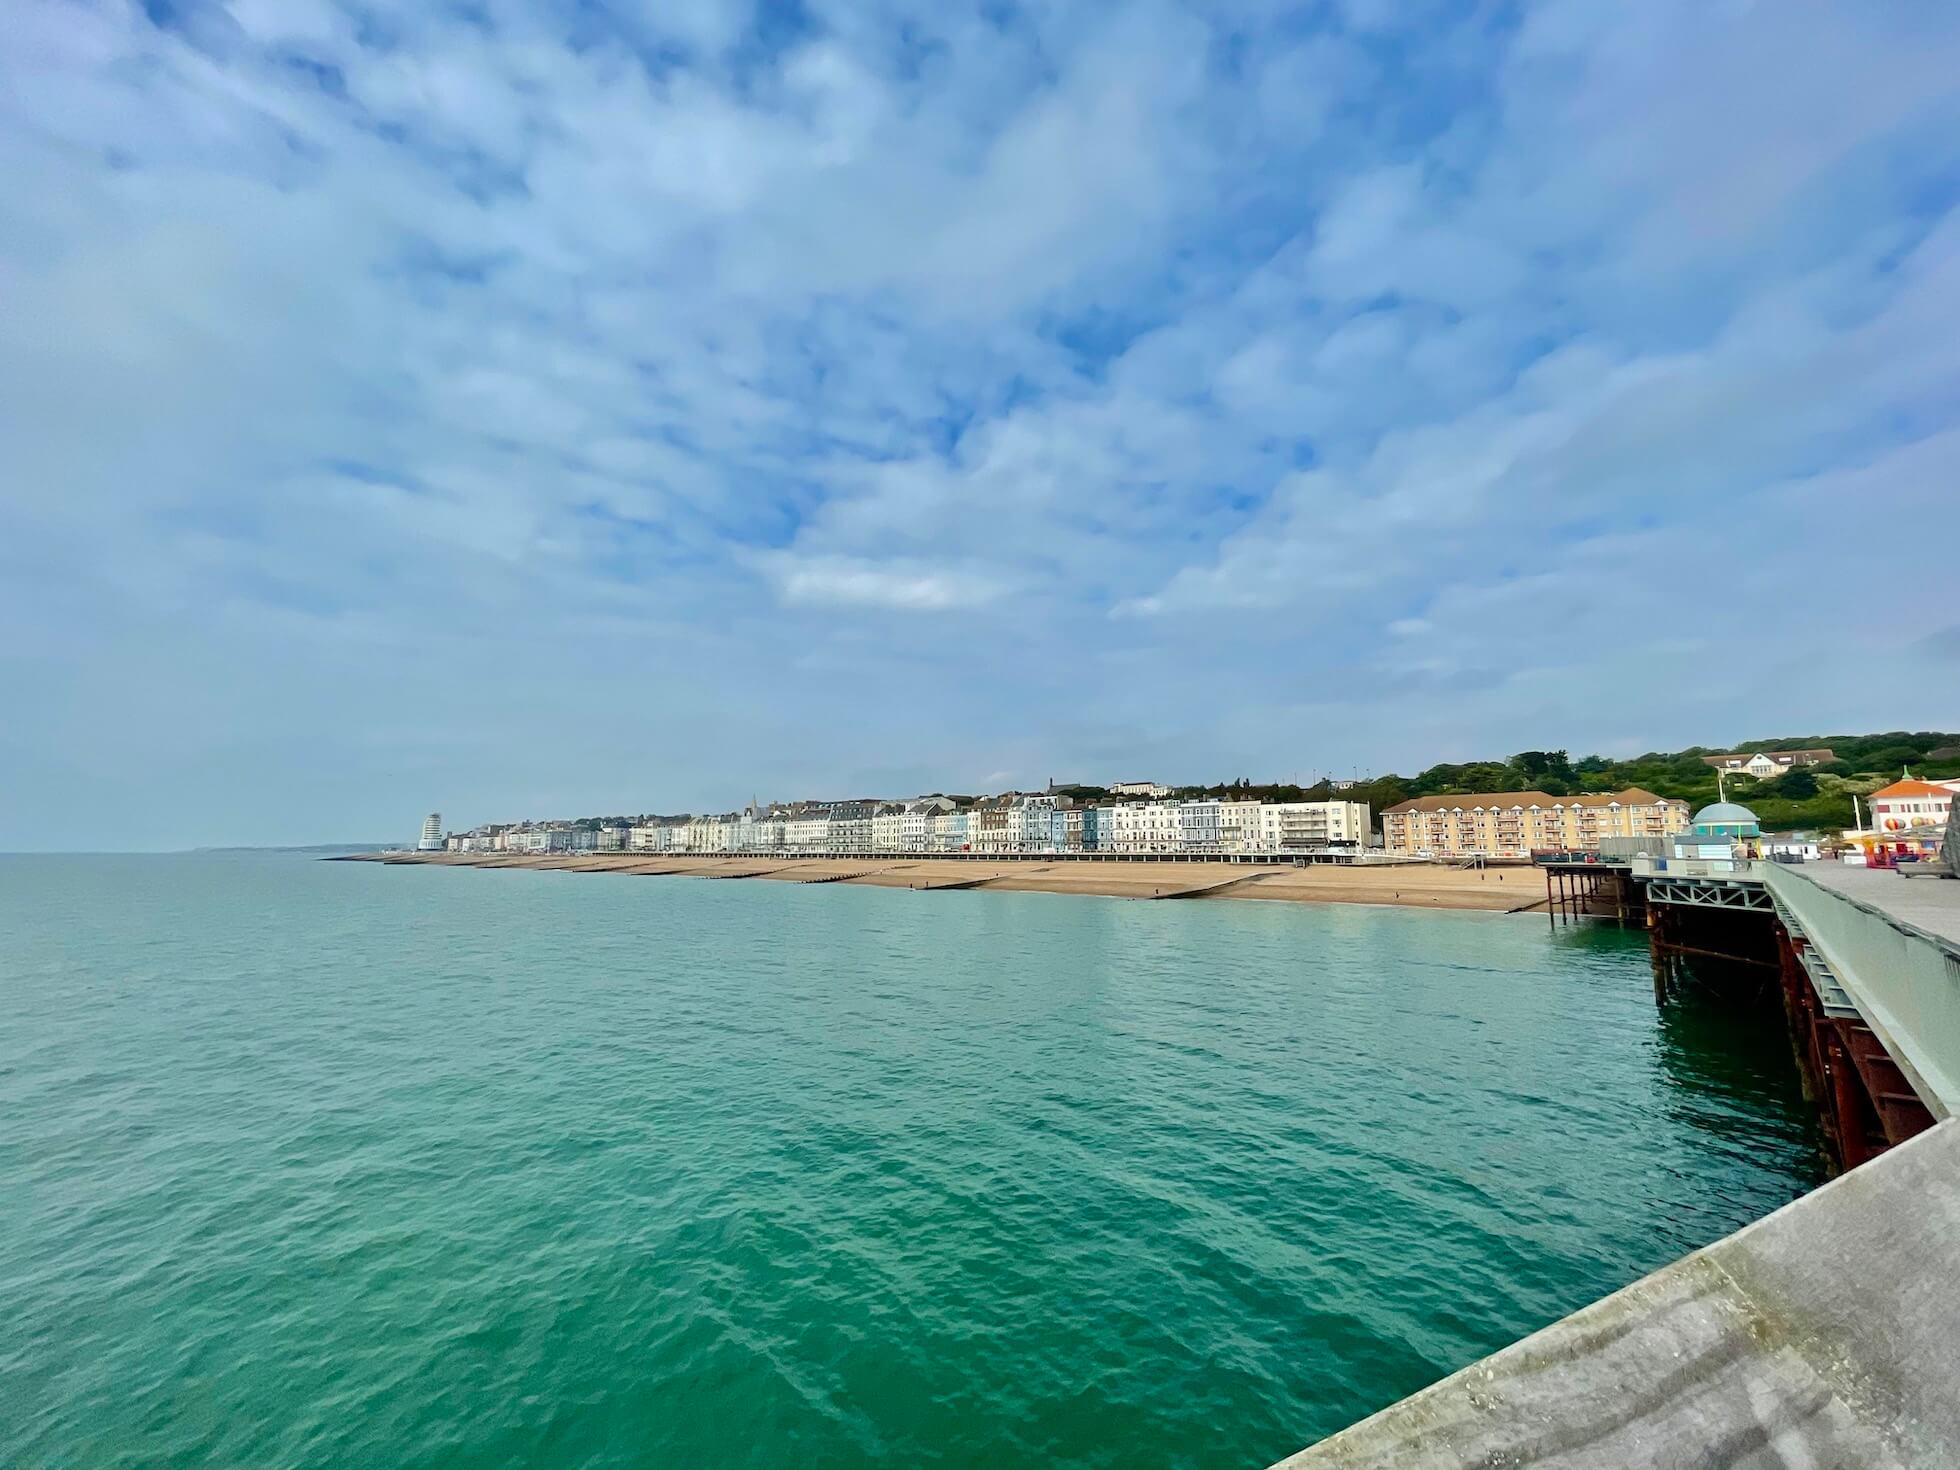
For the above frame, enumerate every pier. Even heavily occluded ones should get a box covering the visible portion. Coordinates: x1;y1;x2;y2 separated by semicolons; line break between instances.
1274;1120;1960;1469
1536;851;1640;926
1278;861;1960;1467
1768;863;1954;1168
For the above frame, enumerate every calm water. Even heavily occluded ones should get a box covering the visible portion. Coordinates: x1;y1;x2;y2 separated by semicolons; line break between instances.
1;854;1820;1469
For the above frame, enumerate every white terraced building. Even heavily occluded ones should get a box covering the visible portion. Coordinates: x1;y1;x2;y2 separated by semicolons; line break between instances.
933;808;970;852
630;819;689;853
508;825;576;853
968;797;1010;854
831;803;874;853
1015;794;1057;850
477;795;1374;859
1177;799;1223;852
784;809;830;851
1218;800;1263;852
902;798;952;850
1104;802;1179;852
444;825;510;852
1258;800;1371;850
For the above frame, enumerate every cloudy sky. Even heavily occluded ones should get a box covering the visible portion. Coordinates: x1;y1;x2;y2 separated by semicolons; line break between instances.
3;1;1957;848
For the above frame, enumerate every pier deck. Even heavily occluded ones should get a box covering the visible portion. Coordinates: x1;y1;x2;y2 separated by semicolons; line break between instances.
1768;862;1960;1123
1277;860;1960;1467
1793;862;1960;950
1272;1120;1960;1469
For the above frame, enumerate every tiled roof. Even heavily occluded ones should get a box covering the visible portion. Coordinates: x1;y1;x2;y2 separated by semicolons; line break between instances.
1701;748;1835;764
1383;788;1677;815
1870;779;1955;800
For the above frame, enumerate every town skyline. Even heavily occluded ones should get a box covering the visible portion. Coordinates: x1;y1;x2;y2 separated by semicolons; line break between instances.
10;729;1957;854
419;733;1960;853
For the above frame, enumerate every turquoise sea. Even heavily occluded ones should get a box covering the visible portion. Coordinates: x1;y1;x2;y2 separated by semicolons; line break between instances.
1;853;1820;1469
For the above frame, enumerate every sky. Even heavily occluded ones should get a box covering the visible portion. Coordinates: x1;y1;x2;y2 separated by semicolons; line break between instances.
3;0;1958;849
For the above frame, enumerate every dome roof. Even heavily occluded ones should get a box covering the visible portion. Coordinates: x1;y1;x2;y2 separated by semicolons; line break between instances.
1693;801;1759;825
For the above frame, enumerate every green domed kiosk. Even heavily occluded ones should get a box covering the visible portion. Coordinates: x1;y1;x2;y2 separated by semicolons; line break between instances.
1689;801;1761;839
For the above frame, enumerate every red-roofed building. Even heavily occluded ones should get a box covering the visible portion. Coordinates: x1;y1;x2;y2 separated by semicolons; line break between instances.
1868;778;1959;834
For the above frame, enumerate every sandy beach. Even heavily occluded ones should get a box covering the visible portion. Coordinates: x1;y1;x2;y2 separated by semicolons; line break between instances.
359;851;1544;913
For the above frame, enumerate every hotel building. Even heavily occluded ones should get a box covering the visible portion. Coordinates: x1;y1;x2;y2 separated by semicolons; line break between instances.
1380;789;1689;858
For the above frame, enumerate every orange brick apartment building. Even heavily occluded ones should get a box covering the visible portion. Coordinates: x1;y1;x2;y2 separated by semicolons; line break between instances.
1380;788;1690;858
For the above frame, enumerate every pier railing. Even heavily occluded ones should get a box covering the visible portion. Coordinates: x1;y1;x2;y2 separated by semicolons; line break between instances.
1630;855;1766;881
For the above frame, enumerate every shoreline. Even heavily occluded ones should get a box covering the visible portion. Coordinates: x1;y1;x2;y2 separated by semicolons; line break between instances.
341;851;1547;914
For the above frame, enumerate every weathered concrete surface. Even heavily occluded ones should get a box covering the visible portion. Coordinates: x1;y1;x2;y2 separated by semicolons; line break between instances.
1786;862;1960;954
1271;1120;1960;1469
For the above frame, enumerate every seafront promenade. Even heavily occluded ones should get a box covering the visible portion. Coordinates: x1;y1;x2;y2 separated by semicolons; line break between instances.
340;850;1544;913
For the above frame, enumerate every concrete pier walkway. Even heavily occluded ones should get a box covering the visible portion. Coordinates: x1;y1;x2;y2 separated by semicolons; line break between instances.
1768;863;1960;1128
1272;1120;1960;1469
1277;864;1960;1468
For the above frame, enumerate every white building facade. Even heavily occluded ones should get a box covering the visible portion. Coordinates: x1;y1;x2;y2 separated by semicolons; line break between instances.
1258;801;1372;850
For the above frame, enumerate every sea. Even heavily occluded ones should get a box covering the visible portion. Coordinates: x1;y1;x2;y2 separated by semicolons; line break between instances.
0;852;1822;1469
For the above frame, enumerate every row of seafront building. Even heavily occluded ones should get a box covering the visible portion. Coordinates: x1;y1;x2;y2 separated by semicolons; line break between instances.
440;792;1375;858
432;782;1701;861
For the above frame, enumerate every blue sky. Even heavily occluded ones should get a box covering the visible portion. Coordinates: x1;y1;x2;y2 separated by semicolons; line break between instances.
3;0;1958;848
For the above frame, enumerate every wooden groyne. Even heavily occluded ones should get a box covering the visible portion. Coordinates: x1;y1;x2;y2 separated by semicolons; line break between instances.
334;851;1535;912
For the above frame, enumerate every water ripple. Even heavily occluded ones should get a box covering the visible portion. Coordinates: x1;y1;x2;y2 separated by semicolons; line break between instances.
0;854;1821;1469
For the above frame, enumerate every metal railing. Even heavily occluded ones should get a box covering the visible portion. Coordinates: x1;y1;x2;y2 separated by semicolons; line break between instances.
1631;856;1767;880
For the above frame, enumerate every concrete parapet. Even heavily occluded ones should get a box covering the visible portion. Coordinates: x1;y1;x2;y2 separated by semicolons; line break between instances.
1271;1120;1960;1469
1768;864;1960;1120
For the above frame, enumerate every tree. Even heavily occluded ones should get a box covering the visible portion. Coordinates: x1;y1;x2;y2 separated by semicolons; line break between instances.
1511;749;1572;779
1777;768;1819;800
1861;745;1924;774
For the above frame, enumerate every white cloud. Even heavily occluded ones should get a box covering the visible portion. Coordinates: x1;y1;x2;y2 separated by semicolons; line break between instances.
765;555;1010;612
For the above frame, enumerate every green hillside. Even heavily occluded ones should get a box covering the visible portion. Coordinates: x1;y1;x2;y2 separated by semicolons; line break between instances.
1190;731;1960;833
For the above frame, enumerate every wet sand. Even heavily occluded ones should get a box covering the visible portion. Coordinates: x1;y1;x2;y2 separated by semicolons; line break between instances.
349;852;1543;913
